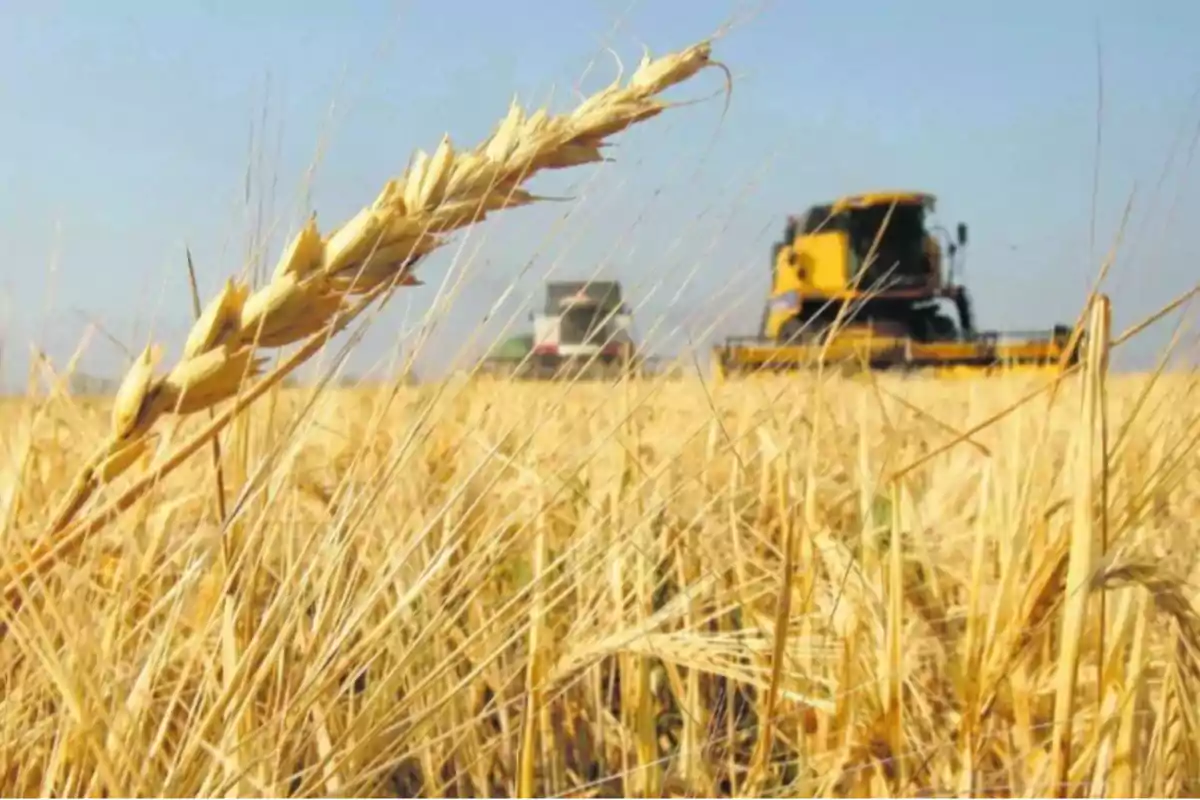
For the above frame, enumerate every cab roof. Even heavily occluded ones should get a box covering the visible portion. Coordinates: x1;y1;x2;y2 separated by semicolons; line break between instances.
829;190;935;211
785;191;938;233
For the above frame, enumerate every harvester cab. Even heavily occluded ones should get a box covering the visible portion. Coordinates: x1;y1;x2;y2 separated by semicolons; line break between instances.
762;191;972;343
477;280;641;379
716;190;1081;378
532;280;633;361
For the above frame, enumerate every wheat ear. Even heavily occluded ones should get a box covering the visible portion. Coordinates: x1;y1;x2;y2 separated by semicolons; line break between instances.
44;40;726;538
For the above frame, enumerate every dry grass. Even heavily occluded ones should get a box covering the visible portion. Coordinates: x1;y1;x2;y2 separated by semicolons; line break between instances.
1;365;1199;797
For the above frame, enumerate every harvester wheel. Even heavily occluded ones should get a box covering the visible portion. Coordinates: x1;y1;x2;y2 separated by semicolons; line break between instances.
921;311;959;342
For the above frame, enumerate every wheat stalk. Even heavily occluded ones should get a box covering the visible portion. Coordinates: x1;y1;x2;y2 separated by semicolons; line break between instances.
1050;294;1110;795
39;39;727;545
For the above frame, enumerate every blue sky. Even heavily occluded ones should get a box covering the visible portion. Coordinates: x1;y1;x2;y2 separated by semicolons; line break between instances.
1;0;1197;388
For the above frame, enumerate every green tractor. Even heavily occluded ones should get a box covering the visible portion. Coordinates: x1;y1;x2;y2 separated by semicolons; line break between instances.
476;333;536;378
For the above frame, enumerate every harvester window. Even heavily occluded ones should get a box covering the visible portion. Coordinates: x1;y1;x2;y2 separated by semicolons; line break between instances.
799;205;843;234
847;203;929;286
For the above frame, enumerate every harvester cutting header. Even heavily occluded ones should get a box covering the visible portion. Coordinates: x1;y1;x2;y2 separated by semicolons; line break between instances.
712;190;1081;379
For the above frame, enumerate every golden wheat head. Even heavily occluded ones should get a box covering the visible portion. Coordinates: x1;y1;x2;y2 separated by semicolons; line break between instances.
45;39;724;539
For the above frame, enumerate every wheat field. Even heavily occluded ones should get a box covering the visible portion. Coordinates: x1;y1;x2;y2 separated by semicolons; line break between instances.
1;365;1198;797
2;26;1199;800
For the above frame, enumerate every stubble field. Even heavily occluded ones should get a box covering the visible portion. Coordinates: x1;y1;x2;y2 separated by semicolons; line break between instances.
1;369;1197;797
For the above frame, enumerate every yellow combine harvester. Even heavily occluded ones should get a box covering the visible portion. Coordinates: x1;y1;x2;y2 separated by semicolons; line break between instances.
712;190;1082;380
